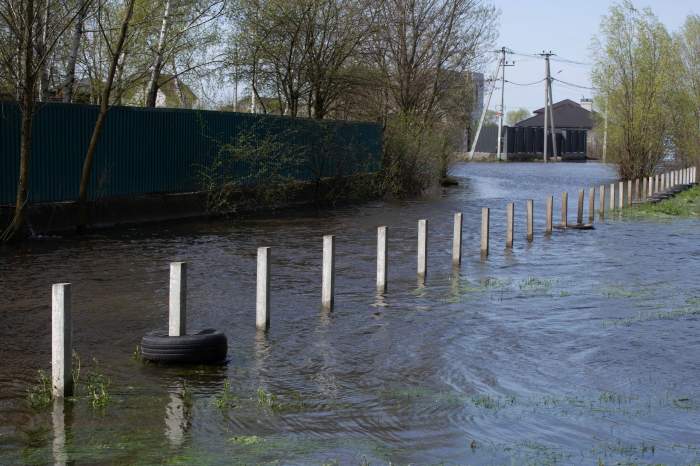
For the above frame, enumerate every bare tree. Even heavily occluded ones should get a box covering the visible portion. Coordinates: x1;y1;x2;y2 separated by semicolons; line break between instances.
0;0;84;241
77;0;135;230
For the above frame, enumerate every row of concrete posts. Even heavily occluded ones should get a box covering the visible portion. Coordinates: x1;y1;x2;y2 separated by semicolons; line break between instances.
49;167;697;397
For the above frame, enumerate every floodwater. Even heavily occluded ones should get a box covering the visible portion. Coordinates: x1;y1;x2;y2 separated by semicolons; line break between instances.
2;162;700;465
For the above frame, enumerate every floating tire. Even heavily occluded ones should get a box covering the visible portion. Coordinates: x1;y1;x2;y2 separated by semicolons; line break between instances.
141;328;228;364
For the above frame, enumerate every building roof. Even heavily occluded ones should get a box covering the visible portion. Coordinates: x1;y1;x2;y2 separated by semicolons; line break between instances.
515;98;593;129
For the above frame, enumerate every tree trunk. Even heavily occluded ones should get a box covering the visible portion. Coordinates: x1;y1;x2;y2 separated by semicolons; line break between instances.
77;0;135;231
62;0;88;103
1;0;37;242
37;0;51;101
145;0;172;107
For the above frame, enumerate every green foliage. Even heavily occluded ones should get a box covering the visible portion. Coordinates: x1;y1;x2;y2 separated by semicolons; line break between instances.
591;1;678;179
256;387;279;410
506;108;530;126
629;186;700;218
85;371;111;409
26;370;53;410
213;380;237;410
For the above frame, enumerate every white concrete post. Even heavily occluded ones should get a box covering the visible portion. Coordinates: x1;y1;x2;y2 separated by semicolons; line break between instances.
480;208;490;257
599;185;605;219
256;247;270;330
588;187;595;223
545;196;553;234
618;181;624;209
610;183;615;210
641;177;647;200
561;192;568;228
452;213;462;267
322;235;335;310
417;219;428;282
377;226;388;293
169;262;186;337
52;283;73;398
634;179;639;202
526;199;534;242
505;203;514;248
577;189;584;225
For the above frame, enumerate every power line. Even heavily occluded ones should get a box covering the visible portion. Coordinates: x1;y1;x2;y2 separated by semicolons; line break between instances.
505;78;545;87
552;77;597;90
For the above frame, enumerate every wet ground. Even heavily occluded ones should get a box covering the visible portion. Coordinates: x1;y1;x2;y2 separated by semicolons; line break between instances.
2;162;700;465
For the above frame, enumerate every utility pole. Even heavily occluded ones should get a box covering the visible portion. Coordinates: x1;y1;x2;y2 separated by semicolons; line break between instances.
540;51;557;162
469;63;502;160
496;47;515;161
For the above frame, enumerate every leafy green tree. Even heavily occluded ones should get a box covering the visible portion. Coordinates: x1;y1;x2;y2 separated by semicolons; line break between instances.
506;108;529;126
591;1;677;179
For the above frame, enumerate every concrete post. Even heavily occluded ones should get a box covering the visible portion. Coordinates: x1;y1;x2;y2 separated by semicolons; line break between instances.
648;177;653;196
588;187;595;223
561;192;568;228
618;181;624;209
545;196;553;234
52;283;73;398
480;208;489;257
506;202;514;248
610;183;615;210
634;179;639;202
526;199;534;242
577;189;584;225
256;247;270;330
452;213;462;267
627;180;632;206
599;185;605;219
322;235;335;310
641;177;647;200
417;219;428;283
169;262;186;337
377;226;388;293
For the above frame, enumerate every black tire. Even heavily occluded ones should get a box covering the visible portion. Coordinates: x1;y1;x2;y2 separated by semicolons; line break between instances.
141;328;228;364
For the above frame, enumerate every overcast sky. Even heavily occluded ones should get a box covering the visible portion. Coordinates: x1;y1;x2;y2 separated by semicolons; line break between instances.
492;0;699;115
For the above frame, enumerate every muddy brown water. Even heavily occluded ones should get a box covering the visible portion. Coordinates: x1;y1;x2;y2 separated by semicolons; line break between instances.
2;162;700;465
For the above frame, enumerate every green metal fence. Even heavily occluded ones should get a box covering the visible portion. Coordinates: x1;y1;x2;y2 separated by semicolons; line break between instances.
0;102;382;205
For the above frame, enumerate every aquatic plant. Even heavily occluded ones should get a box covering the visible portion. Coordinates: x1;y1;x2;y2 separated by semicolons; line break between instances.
519;276;554;292
85;370;110;409
229;435;263;446
256;387;279;410
213;380;237;410
26;370;53;409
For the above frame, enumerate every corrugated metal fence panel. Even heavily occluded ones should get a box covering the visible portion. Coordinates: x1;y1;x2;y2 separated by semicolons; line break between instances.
0;102;382;204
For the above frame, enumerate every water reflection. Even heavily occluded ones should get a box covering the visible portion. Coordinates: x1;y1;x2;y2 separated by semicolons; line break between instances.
51;399;73;466
164;383;191;448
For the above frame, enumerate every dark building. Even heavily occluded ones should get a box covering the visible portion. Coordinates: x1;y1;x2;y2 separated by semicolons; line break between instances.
515;98;593;130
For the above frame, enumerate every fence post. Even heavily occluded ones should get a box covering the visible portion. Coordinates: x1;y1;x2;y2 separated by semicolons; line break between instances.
169;262;186;337
618;181;624;209
577;189;584;225
561;192;568;228
417;219;428;283
452;213;462;267
52;283;73;398
641;177;647;200
627;180;632;204
506;203;514;248
588;187;595;223
256;247;270;330
634;179;639;202
526;200;534;242
377;226;388;293
322;235;335;310
545;196;553;234
599;185;606;219
610;183;615;210
480;208;489;257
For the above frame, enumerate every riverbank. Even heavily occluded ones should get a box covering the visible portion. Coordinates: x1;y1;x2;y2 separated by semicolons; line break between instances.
627;185;700;218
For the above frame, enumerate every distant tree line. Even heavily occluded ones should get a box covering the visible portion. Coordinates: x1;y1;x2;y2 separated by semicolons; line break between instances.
592;1;700;179
0;0;498;241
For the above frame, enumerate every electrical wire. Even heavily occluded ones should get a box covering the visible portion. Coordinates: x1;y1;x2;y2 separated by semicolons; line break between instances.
552;77;597;90
505;78;545;86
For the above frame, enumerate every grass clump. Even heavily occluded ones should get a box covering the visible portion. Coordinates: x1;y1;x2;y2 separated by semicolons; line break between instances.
26;370;53;410
519;276;554;291
85;369;110;409
229;435;263;446
256;387;279;410
213;380;237;410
